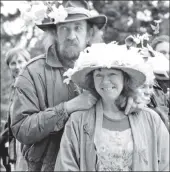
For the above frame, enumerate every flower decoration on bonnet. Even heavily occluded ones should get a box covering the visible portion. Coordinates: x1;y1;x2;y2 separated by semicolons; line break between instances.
19;1;68;27
125;33;169;79
125;33;156;60
63;42;145;85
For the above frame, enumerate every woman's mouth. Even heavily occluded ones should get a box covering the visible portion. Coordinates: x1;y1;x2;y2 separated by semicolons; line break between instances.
101;86;116;91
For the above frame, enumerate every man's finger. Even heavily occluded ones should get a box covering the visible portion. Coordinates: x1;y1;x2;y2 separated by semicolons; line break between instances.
125;97;134;115
136;103;146;110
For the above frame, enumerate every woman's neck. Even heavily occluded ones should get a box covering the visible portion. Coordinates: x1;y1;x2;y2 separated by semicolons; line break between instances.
102;99;126;120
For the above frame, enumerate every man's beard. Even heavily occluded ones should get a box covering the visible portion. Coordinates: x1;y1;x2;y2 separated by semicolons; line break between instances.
60;46;80;61
58;40;86;61
57;42;86;68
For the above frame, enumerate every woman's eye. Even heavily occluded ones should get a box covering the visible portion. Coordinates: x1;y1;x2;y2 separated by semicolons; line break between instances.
18;60;23;64
109;73;115;76
96;74;102;78
10;62;15;66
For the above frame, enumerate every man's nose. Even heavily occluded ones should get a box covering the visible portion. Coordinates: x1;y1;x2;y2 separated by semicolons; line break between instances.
67;30;76;40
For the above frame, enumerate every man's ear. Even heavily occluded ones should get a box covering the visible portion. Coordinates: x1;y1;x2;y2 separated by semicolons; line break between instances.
86;27;94;45
88;26;104;45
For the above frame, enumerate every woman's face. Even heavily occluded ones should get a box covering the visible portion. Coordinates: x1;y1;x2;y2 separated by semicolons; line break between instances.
9;55;27;79
134;81;154;104
93;68;124;101
155;41;169;60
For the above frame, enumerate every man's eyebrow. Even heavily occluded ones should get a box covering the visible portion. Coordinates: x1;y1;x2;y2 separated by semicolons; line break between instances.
74;22;83;26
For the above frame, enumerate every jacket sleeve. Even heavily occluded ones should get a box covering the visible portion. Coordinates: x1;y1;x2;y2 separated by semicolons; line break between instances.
156;113;169;171
10;69;69;145
55;112;80;171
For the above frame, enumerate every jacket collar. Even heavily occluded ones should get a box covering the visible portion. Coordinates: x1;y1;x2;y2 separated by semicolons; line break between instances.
46;44;63;68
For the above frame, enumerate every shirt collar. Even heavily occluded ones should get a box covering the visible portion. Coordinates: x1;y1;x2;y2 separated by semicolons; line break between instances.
46;44;63;68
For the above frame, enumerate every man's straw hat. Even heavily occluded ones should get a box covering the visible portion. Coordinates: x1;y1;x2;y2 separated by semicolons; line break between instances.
37;1;107;31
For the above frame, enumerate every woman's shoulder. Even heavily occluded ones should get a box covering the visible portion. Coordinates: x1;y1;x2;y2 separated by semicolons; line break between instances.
69;107;96;126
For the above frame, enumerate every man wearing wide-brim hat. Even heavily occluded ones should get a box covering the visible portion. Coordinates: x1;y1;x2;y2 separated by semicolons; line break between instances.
10;1;107;171
11;1;147;171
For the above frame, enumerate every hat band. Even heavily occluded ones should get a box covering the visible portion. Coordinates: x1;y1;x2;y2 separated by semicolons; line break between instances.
65;7;91;17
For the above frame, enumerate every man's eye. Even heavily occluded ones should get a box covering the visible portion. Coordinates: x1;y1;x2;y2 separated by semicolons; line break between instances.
141;85;146;89
60;26;68;31
75;26;81;31
63;26;68;30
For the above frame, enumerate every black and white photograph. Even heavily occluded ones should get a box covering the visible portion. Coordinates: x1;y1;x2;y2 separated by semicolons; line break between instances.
0;0;169;171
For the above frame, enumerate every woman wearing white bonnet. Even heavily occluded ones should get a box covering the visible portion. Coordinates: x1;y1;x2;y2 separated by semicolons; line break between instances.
55;42;169;171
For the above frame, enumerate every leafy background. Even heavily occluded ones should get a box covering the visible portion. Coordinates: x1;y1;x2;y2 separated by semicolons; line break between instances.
1;0;169;130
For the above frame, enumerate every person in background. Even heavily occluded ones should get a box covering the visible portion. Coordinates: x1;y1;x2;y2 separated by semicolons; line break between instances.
0;47;31;171
132;64;169;132
151;35;169;60
55;43;169;171
125;34;169;124
151;35;170;94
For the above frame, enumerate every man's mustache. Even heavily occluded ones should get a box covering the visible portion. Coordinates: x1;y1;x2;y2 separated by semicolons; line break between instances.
64;40;79;47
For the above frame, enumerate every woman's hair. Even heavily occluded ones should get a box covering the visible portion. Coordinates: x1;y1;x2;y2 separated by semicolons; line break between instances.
115;71;134;111
5;47;31;66
151;35;169;50
85;69;135;110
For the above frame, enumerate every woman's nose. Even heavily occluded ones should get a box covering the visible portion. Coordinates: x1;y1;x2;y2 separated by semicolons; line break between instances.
102;76;110;84
16;63;22;70
144;88;151;96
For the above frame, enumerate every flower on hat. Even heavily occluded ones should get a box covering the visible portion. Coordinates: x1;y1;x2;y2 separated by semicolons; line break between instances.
31;2;48;24
125;35;141;47
19;1;68;26
48;5;68;24
125;33;151;48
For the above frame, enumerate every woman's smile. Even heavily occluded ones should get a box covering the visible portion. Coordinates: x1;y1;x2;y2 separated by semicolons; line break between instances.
101;86;116;91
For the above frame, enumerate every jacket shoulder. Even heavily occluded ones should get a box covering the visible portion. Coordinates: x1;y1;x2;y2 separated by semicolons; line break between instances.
140;107;162;127
25;54;46;68
69;108;95;132
70;108;95;122
14;54;46;87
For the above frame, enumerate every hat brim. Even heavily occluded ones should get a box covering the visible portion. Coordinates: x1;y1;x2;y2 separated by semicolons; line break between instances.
71;66;146;90
36;15;107;31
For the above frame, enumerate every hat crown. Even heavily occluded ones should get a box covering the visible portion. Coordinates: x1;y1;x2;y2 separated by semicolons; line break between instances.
63;43;147;89
63;0;89;10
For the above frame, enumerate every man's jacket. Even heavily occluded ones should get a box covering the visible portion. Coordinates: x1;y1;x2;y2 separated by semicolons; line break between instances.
11;44;78;171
